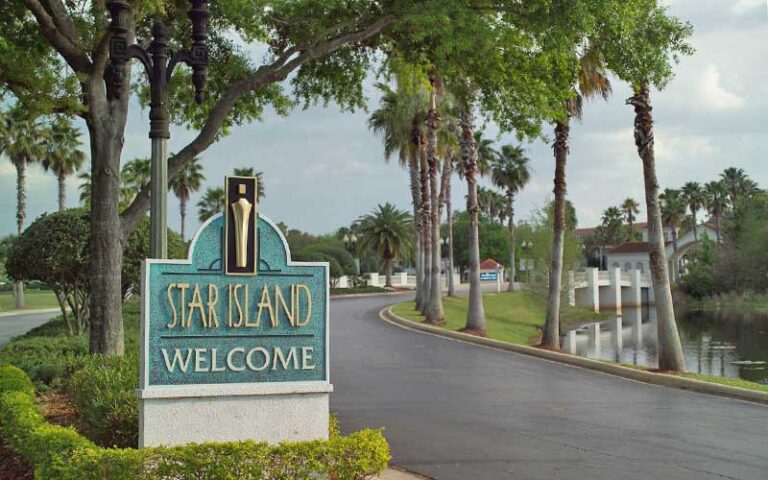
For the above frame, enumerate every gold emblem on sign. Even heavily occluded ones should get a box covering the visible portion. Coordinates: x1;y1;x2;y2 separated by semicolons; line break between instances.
230;196;253;268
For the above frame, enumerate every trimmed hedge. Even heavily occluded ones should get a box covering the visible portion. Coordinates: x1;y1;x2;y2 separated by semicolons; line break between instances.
0;366;390;479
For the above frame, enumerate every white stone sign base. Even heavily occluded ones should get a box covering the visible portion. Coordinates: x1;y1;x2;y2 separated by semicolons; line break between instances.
137;383;333;448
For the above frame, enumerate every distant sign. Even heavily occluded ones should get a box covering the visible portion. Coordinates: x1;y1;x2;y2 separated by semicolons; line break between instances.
140;177;328;388
480;271;498;282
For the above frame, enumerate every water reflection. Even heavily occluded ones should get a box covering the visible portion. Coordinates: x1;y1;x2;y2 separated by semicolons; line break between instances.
567;306;768;384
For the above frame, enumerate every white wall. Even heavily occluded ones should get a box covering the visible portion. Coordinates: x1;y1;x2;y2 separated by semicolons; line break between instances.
605;252;650;274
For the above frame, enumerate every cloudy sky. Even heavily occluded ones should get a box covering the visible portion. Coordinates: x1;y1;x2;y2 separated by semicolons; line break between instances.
1;0;766;239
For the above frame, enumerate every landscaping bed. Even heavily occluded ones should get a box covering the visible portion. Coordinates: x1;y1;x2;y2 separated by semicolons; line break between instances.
0;303;390;479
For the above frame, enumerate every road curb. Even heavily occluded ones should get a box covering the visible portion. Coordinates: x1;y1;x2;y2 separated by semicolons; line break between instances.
380;306;768;406
377;466;433;480
331;291;412;300
0;308;60;319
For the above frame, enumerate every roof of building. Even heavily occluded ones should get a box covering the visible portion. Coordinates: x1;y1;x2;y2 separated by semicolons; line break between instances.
479;258;504;270
607;242;652;254
608;240;673;255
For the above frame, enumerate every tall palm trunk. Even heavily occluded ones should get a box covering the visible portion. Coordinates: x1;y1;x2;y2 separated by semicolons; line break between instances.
408;155;423;306
384;257;393;287
14;158;26;309
671;228;679;281
179;196;188;242
715;214;721;244
445;164;456;297
691;209;698;246
628;84;685;372
425;75;444;324
506;190;517;292
543;118;569;348
57;173;67;211
459;104;486;332
419;135;432;316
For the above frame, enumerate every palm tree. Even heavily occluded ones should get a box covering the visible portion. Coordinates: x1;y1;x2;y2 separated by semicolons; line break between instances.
660;188;686;280
458;93;487;334
122;157;151;203
232;167;265;200
197;187;226;222
77;172;92;206
369;79;427;304
617;3;692;372
601;206;626;245
171;157;205;242
1;110;46;309
681;181;704;246
423;71;445;325
41;119;86;211
490;144;531;292
720;167;748;207
543;47;612;348
357;203;414;287
703;181;728;243
473;131;497;177
621;198;640;234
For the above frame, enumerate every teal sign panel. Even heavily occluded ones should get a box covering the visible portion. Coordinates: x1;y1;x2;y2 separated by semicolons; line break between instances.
140;213;328;387
480;271;498;281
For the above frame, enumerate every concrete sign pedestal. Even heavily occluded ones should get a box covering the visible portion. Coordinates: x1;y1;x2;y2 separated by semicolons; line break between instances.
138;177;330;447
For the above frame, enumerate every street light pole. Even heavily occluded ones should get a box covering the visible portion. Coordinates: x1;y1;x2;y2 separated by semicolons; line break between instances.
107;0;210;259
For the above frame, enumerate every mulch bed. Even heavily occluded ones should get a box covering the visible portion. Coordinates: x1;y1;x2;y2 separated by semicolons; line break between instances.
457;327;487;337
0;441;33;480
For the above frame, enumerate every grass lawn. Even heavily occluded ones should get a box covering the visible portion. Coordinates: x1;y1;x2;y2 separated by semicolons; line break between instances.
0;290;59;313
392;291;607;346
678;373;768;394
615;363;768;394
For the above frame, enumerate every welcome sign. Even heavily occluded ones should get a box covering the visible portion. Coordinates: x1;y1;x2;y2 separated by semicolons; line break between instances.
138;176;331;447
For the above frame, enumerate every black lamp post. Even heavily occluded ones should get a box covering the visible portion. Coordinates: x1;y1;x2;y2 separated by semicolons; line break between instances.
107;0;210;259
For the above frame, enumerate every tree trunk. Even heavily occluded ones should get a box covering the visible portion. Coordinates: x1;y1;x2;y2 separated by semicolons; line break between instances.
15;159;26;309
671;228;679;281
692;210;698;246
628;84;685;372
409;154;423;309
459;104;486;333
543;118;569;348
385;257;393;287
419;134;432;316
180;196;187;242
57;173;66;212
446;176;456;297
426;77;444;324
715;214;721;244
86;80;130;356
507;191;516;292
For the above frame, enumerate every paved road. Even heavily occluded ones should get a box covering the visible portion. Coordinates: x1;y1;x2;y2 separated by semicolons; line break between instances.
0;311;56;347
330;295;768;480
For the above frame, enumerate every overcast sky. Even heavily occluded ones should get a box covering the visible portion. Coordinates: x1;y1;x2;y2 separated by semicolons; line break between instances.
1;0;766;239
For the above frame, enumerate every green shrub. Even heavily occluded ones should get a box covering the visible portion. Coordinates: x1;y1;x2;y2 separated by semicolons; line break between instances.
68;355;139;447
52;430;390;480
0;365;35;397
0;368;391;480
0;335;88;386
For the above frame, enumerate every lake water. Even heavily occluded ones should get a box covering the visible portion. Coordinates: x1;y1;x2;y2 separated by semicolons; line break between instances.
568;306;768;384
